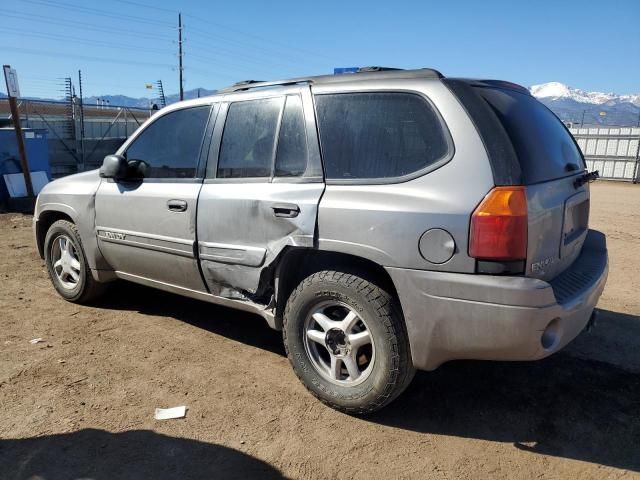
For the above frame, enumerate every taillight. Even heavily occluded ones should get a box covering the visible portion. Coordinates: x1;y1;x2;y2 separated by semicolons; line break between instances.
469;186;528;260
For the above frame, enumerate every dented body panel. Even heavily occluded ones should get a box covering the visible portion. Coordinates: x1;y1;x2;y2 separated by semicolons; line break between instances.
196;181;323;297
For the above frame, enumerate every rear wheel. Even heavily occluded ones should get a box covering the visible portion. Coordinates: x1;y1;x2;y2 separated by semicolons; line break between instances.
283;270;415;414
44;220;105;303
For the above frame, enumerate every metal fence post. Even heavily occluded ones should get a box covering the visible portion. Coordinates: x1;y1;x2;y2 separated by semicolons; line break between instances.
633;130;640;184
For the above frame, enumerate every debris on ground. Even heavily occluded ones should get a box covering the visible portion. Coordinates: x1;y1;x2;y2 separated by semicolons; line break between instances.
29;338;44;344
154;405;187;420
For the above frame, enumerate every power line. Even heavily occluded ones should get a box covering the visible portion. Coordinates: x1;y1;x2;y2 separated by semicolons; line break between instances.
183;13;334;62
184;25;318;66
21;0;174;28
110;0;177;15
0;27;171;55
4;46;175;69
107;0;333;61
184;37;310;71
3;10;174;42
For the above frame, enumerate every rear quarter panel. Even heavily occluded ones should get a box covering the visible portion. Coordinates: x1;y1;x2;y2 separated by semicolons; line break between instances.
315;79;494;272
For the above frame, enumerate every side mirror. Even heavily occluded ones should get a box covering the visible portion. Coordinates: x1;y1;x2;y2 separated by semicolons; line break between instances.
99;154;127;179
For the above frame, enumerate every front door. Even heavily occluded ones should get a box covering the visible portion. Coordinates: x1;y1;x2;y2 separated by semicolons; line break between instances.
197;88;324;299
95;104;214;291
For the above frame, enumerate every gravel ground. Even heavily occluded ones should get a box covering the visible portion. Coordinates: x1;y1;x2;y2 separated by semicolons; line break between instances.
0;181;639;479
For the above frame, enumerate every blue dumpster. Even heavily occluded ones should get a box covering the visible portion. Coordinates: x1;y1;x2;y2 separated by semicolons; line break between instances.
0;128;50;202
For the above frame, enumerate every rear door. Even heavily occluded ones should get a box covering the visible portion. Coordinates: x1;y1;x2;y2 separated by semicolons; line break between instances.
196;87;323;299
95;104;214;291
473;86;590;280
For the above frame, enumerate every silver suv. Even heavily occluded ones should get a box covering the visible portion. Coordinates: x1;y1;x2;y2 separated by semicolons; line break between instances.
33;67;608;413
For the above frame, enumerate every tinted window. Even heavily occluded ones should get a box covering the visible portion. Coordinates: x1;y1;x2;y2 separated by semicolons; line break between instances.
275;96;308;177
315;93;449;180
217;97;283;178
125;106;210;178
477;87;585;184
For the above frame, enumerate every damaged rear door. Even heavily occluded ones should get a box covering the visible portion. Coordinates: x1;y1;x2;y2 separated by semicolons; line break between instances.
196;86;324;300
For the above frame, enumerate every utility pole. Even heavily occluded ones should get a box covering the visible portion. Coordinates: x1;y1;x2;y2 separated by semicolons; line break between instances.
580;110;586;128
78;70;86;171
3;65;34;198
178;12;184;101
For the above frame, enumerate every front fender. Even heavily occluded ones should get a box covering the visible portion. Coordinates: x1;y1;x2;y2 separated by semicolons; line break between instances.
34;170;110;271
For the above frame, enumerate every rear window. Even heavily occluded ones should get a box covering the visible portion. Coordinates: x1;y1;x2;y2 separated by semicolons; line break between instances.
476;87;584;184
315;93;450;181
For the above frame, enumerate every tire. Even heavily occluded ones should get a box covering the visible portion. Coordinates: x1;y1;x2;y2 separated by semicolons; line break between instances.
283;270;415;414
44;219;106;304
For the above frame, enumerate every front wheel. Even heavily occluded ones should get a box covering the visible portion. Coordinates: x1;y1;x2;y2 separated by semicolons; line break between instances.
283;270;415;414
44;219;105;303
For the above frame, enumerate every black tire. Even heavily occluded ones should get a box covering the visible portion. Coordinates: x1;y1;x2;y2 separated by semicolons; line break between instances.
283;270;415;414
44;219;106;304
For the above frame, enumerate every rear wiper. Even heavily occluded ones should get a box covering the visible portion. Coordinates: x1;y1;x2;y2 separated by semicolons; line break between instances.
574;170;599;189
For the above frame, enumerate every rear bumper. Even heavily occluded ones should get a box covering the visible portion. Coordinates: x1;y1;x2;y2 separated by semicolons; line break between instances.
387;229;608;371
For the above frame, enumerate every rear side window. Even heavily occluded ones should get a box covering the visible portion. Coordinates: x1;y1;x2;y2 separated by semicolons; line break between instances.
476;87;585;184
217;97;283;178
315;93;450;181
125;106;210;178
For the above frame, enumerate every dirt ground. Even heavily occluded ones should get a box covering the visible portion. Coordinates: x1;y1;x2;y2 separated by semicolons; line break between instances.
1;181;639;479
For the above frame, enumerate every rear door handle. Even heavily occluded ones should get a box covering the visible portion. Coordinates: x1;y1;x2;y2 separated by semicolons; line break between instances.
271;203;300;218
167;199;188;212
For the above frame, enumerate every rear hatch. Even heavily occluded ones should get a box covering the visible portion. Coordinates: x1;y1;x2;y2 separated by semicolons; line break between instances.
446;79;590;281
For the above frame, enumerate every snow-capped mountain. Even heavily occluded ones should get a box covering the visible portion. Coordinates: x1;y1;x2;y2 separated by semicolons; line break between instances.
529;82;640;126
530;82;640;107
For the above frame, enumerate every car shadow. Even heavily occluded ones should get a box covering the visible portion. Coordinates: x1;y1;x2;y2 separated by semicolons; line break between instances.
92;283;640;472
0;428;285;479
370;309;640;472
92;281;285;356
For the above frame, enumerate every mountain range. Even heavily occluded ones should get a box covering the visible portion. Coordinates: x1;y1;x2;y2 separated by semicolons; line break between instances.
3;82;639;126
530;82;640;126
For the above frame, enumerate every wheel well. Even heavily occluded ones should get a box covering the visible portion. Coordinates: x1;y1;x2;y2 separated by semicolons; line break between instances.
273;248;401;328
36;211;74;258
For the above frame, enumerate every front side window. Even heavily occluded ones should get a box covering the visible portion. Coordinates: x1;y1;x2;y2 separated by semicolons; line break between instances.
315;92;450;180
125;106;210;178
217;97;283;178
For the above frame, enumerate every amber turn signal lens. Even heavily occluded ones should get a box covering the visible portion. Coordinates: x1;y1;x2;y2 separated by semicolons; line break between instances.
469;187;528;261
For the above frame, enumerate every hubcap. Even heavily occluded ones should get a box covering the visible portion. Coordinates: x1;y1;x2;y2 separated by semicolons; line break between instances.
51;235;81;290
303;301;375;386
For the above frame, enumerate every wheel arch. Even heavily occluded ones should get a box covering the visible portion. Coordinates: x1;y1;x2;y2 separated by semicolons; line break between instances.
35;208;76;259
273;247;402;330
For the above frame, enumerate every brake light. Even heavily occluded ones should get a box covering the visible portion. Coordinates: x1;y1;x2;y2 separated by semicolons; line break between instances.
469;186;528;260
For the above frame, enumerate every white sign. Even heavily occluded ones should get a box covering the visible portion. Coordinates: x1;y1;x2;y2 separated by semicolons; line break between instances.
3;66;20;98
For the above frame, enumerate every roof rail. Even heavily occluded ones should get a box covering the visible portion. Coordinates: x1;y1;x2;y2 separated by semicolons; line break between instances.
218;78;313;93
217;67;445;94
356;66;403;72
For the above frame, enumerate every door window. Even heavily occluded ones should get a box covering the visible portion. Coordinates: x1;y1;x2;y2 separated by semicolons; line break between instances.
125;106;211;178
217;97;284;178
275;95;308;177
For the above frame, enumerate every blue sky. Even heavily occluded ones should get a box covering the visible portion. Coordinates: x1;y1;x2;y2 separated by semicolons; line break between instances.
2;0;639;99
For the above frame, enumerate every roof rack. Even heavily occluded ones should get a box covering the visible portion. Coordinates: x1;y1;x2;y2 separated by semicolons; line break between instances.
218;78;314;93
218;67;444;94
356;66;404;72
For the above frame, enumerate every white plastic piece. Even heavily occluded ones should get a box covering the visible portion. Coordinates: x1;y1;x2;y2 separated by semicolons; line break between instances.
154;406;187;420
29;338;44;344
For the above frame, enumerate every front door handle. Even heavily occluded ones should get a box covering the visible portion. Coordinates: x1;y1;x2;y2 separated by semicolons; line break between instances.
167;199;188;212
272;203;300;218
